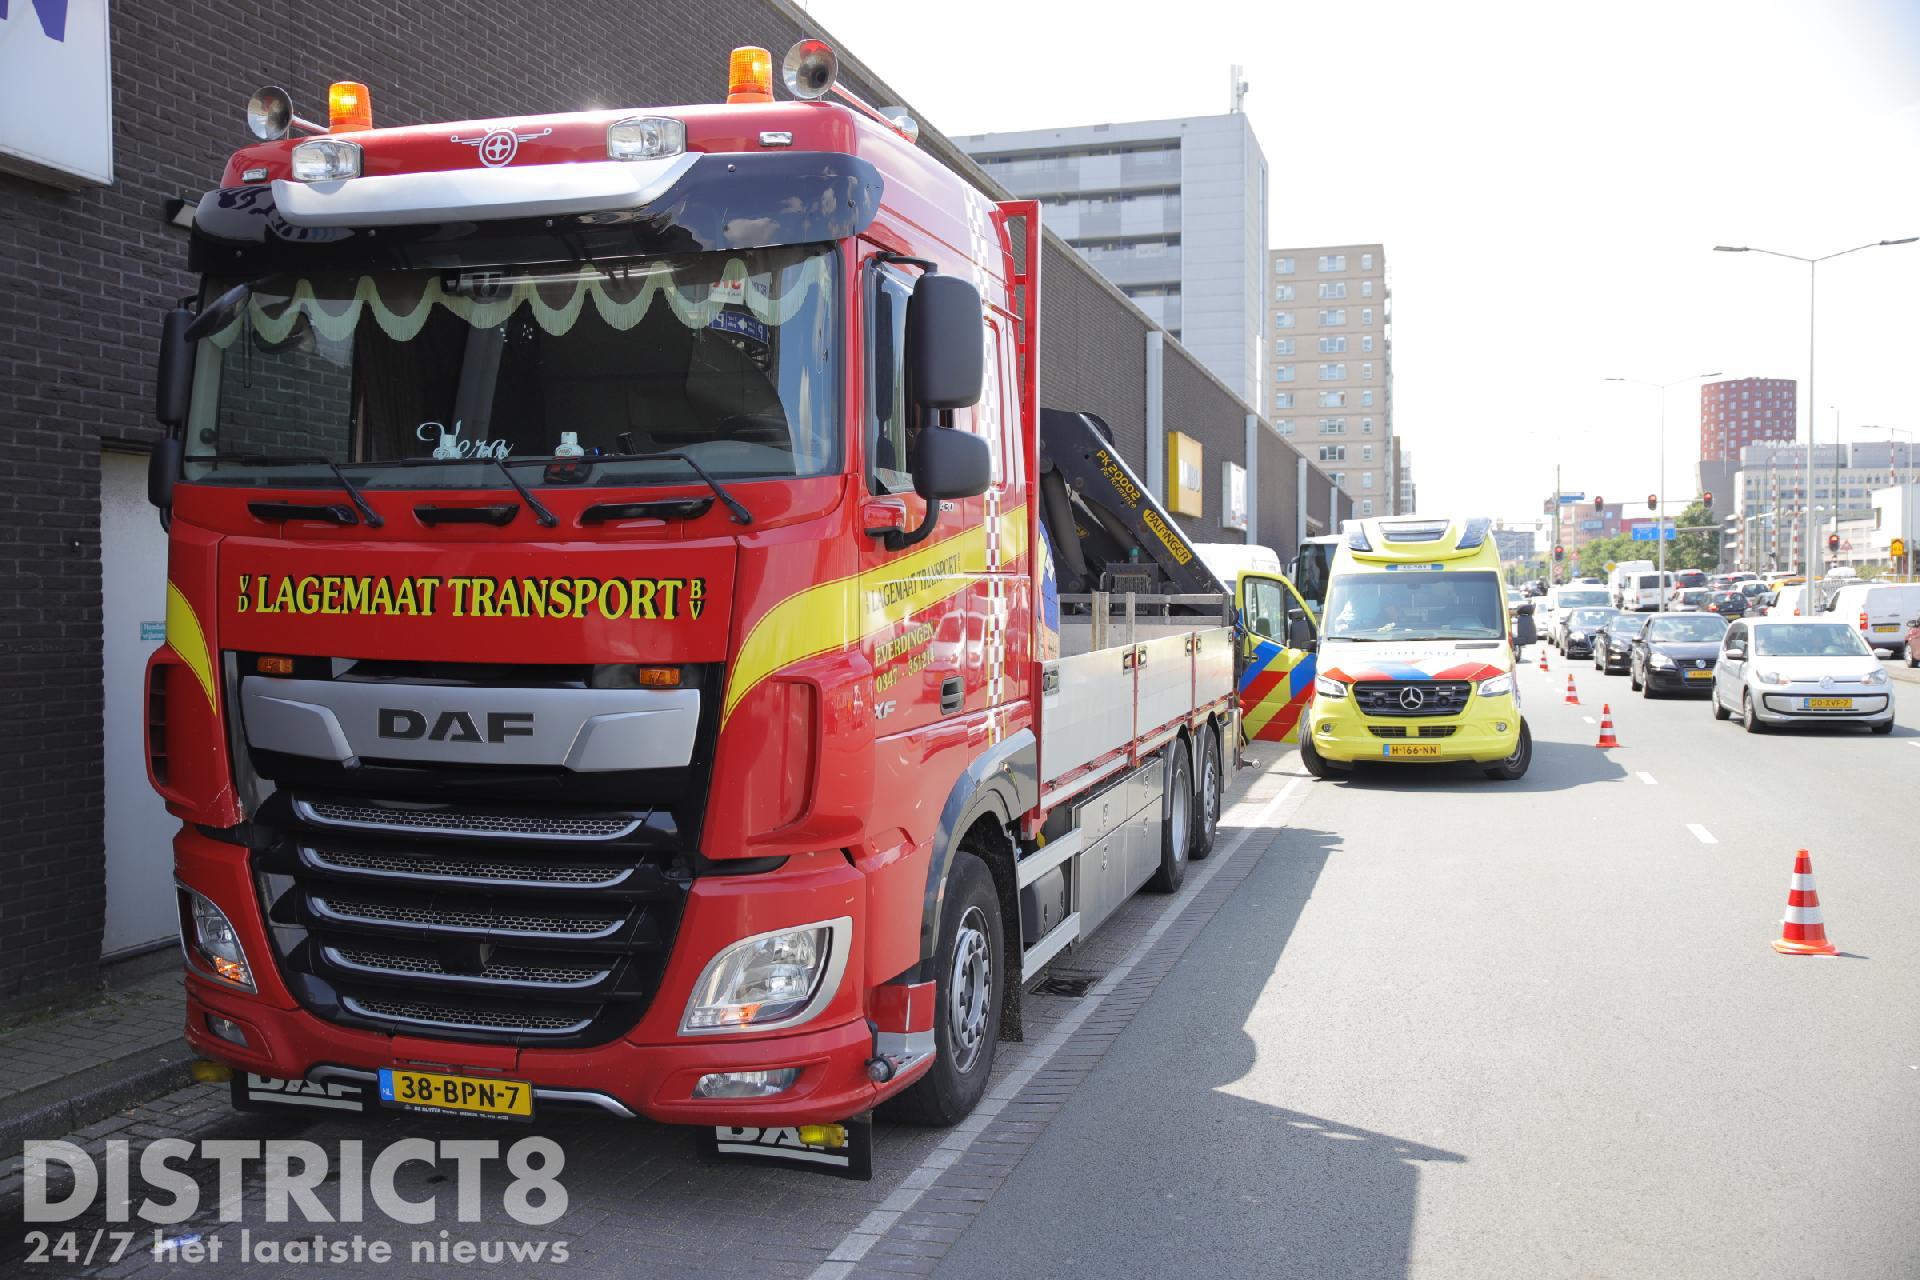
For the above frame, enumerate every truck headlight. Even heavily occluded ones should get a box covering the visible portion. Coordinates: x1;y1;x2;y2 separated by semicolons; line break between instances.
1650;653;1676;669
177;887;254;991
681;918;850;1034
1477;673;1514;698
1313;675;1349;699
289;138;361;182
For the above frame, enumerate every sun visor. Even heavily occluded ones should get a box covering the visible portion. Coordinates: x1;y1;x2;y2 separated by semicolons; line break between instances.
189;151;883;276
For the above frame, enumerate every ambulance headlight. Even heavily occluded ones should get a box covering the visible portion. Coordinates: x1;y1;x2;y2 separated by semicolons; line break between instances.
681;918;849;1033
1313;675;1349;699
607;116;686;161
1477;673;1514;698
178;887;254;991
289;138;361;182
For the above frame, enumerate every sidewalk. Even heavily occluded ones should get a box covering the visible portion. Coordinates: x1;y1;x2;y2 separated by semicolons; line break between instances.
0;969;195;1151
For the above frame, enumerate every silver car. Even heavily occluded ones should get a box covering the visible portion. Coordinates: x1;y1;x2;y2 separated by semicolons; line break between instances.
1712;617;1896;734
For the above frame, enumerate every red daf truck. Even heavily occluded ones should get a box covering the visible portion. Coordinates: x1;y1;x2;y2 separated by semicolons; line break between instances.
142;42;1237;1173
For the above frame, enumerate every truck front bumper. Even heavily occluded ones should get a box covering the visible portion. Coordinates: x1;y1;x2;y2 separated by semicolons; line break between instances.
176;829;917;1127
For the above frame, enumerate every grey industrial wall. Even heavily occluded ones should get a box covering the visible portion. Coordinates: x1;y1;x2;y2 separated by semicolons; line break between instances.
0;0;1339;1010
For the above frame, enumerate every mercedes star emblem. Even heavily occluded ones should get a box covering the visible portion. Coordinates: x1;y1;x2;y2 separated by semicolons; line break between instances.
1398;686;1426;711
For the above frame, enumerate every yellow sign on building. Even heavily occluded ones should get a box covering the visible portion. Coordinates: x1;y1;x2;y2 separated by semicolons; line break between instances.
1166;431;1204;518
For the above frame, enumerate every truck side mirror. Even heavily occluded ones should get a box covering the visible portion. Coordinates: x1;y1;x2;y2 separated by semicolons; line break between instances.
148;437;182;518
156;306;195;429
905;275;983;409
911;424;990;502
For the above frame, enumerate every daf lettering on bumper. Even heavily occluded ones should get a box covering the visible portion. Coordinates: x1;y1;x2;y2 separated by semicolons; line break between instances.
378;708;535;744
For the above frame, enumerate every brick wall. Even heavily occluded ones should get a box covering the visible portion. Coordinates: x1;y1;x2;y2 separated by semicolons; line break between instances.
0;0;1327;1010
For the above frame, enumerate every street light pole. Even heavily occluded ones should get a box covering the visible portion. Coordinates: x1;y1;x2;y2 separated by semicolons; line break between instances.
1713;237;1917;613
1603;371;1719;611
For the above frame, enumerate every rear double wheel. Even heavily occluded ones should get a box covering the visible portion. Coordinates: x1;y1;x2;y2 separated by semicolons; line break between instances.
1148;739;1193;893
1190;726;1223;860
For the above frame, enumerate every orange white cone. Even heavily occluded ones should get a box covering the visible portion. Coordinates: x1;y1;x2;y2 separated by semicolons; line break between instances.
1771;849;1838;956
1596;704;1619;748
1538;649;1550;672
1563;674;1580;705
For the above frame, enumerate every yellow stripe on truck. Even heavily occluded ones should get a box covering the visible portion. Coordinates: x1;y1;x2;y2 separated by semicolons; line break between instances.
722;506;1027;724
166;582;218;711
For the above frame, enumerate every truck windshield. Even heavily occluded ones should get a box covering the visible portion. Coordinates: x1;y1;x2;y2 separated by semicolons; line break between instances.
1323;570;1505;640
182;243;838;489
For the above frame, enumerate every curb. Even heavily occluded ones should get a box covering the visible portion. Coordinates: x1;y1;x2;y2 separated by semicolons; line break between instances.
0;1039;197;1152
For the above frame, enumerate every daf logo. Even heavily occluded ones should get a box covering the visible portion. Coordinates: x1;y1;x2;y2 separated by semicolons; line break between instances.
378;708;534;744
450;126;553;168
1398;686;1426;711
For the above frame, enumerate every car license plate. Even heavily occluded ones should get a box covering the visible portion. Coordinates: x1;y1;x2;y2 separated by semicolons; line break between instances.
1801;697;1853;711
378;1068;533;1120
1384;743;1443;758
1872;623;1897;632
1684;669;1712;680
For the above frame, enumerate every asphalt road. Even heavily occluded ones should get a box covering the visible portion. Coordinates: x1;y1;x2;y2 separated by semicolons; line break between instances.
934;651;1920;1279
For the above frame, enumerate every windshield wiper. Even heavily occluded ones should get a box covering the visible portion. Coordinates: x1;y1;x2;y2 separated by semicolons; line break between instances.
482;456;558;528
519;451;753;525
204;453;384;528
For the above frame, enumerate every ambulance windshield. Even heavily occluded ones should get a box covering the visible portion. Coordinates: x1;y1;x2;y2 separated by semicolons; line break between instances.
1323;570;1506;641
181;243;838;489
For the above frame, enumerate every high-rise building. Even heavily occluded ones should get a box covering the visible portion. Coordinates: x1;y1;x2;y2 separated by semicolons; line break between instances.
956;114;1268;402
1267;244;1396;514
1730;441;1918;573
1699;376;1796;462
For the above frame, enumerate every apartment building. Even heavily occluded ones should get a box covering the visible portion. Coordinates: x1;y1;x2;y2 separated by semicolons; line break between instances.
957;113;1268;402
1699;376;1796;462
1268;244;1396;514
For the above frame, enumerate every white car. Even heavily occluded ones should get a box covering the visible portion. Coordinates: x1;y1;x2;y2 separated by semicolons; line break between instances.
1544;586;1611;649
1711;617;1895;734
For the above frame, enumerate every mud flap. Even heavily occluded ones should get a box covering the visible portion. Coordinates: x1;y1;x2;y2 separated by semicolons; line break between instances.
231;1072;370;1114
702;1115;874;1181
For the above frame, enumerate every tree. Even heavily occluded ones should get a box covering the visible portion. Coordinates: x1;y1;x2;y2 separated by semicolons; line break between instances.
1667;500;1718;571
1578;532;1637;579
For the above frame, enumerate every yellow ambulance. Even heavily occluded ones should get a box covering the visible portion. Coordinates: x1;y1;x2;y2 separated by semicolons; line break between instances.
1298;516;1532;780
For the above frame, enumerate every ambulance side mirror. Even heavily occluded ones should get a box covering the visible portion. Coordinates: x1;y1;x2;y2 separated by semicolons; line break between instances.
1287;613;1315;651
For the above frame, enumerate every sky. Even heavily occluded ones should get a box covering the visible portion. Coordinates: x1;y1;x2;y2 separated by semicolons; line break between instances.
799;0;1920;533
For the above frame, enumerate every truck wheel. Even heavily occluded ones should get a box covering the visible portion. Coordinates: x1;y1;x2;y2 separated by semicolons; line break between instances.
889;852;1002;1127
1148;739;1192;893
1483;721;1532;780
1190;726;1223;860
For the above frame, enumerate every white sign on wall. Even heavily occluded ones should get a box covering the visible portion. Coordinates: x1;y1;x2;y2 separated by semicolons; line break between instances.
1223;461;1248;532
0;0;114;188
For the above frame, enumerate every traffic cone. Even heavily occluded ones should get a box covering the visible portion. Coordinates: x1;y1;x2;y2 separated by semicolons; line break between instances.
1596;704;1619;748
1563;674;1580;705
1538;649;1550;672
1772;849;1838;956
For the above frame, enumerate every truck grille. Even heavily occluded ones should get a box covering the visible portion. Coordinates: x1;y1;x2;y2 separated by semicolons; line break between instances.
256;794;686;1047
1352;680;1472;717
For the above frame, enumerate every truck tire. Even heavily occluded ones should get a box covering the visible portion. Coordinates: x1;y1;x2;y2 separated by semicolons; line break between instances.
1483;720;1532;780
1190;726;1223;860
1148;739;1192;893
889;852;1002;1127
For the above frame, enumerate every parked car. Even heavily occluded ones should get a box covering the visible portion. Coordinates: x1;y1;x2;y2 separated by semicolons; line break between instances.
1712;617;1896;732
1593;613;1646;674
1560;607;1620;661
1630;612;1729;696
1907;614;1920;669
1824;582;1920;660
1704;590;1749;618
1668;587;1711;612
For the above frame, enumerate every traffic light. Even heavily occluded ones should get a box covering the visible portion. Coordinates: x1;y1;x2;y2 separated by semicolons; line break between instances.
1592;494;1604;508
1553;544;1565;562
1826;532;1840;553
1646;493;1657;511
1701;490;1713;506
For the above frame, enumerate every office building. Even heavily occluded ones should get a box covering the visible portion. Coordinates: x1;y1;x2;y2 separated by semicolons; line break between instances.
1541;498;1629;558
1730;442;1918;572
1492;525;1536;564
1268;244;1396;514
957;114;1268;402
1699;376;1796;462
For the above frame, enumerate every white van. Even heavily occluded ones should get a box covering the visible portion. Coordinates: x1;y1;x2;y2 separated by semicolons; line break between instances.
1542;584;1611;649
1826;582;1920;658
1607;560;1654;607
1192;542;1283;592
1617;571;1673;612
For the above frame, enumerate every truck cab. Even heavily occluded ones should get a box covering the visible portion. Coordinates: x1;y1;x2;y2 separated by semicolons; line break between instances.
1297;516;1530;780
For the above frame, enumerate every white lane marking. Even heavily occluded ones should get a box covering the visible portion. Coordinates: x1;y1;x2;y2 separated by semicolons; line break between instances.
1638;772;1658;785
1581;715;1594;724
1909;741;1920;749
811;771;1310;1276
1687;823;1718;845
